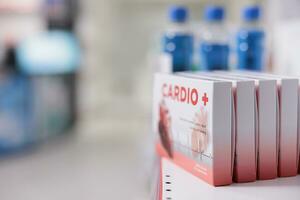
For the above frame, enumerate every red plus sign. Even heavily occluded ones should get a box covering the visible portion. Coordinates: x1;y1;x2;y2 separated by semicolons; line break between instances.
202;93;208;106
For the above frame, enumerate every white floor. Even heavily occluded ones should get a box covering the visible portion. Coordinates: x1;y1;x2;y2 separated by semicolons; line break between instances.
0;132;152;200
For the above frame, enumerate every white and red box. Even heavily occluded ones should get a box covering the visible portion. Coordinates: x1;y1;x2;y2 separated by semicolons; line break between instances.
299;96;300;174
216;71;278;180
179;72;257;183
299;88;300;174
230;71;299;177
152;73;233;186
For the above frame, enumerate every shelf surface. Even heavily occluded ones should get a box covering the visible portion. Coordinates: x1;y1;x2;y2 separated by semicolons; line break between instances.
161;158;300;200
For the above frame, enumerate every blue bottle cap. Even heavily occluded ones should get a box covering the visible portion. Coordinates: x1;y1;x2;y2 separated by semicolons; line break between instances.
204;5;225;21
169;5;188;23
243;5;261;21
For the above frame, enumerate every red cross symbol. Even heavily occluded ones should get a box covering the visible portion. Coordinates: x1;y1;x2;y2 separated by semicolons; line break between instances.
202;93;208;106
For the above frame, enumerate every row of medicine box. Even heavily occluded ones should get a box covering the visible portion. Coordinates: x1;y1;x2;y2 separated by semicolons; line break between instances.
152;71;300;186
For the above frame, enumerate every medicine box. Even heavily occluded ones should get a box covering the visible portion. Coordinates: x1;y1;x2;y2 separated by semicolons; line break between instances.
180;72;257;182
153;73;233;186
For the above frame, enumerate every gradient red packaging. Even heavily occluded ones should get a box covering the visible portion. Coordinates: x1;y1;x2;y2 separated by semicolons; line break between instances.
229;71;299;177
153;73;233;186
216;71;278;180
298;87;300;174
179;72;257;183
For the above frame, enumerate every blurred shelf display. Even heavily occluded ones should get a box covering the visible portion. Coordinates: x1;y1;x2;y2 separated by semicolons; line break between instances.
0;0;40;14
120;0;207;3
0;0;81;155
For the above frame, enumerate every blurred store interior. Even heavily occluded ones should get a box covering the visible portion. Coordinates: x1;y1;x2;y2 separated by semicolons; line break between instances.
0;0;300;199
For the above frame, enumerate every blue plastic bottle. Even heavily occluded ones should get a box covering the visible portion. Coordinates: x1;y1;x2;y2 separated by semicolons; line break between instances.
162;6;194;72
0;41;34;153
200;6;229;71
16;31;81;138
0;73;34;153
237;5;265;71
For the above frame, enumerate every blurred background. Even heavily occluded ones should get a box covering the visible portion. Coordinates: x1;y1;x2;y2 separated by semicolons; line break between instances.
0;0;299;199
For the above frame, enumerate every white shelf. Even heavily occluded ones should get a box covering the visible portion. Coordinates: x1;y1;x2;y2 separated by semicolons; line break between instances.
161;158;300;200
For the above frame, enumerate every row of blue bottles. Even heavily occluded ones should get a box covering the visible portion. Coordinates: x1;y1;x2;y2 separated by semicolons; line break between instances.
161;5;265;72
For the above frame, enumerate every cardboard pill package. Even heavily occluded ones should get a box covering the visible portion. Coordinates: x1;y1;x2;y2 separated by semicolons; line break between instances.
153;73;233;186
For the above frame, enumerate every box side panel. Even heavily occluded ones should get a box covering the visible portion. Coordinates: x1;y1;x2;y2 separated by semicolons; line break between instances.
279;80;298;176
258;81;278;179
234;82;256;182
212;82;232;185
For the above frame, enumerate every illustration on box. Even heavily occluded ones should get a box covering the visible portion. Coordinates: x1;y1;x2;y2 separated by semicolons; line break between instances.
157;84;210;160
